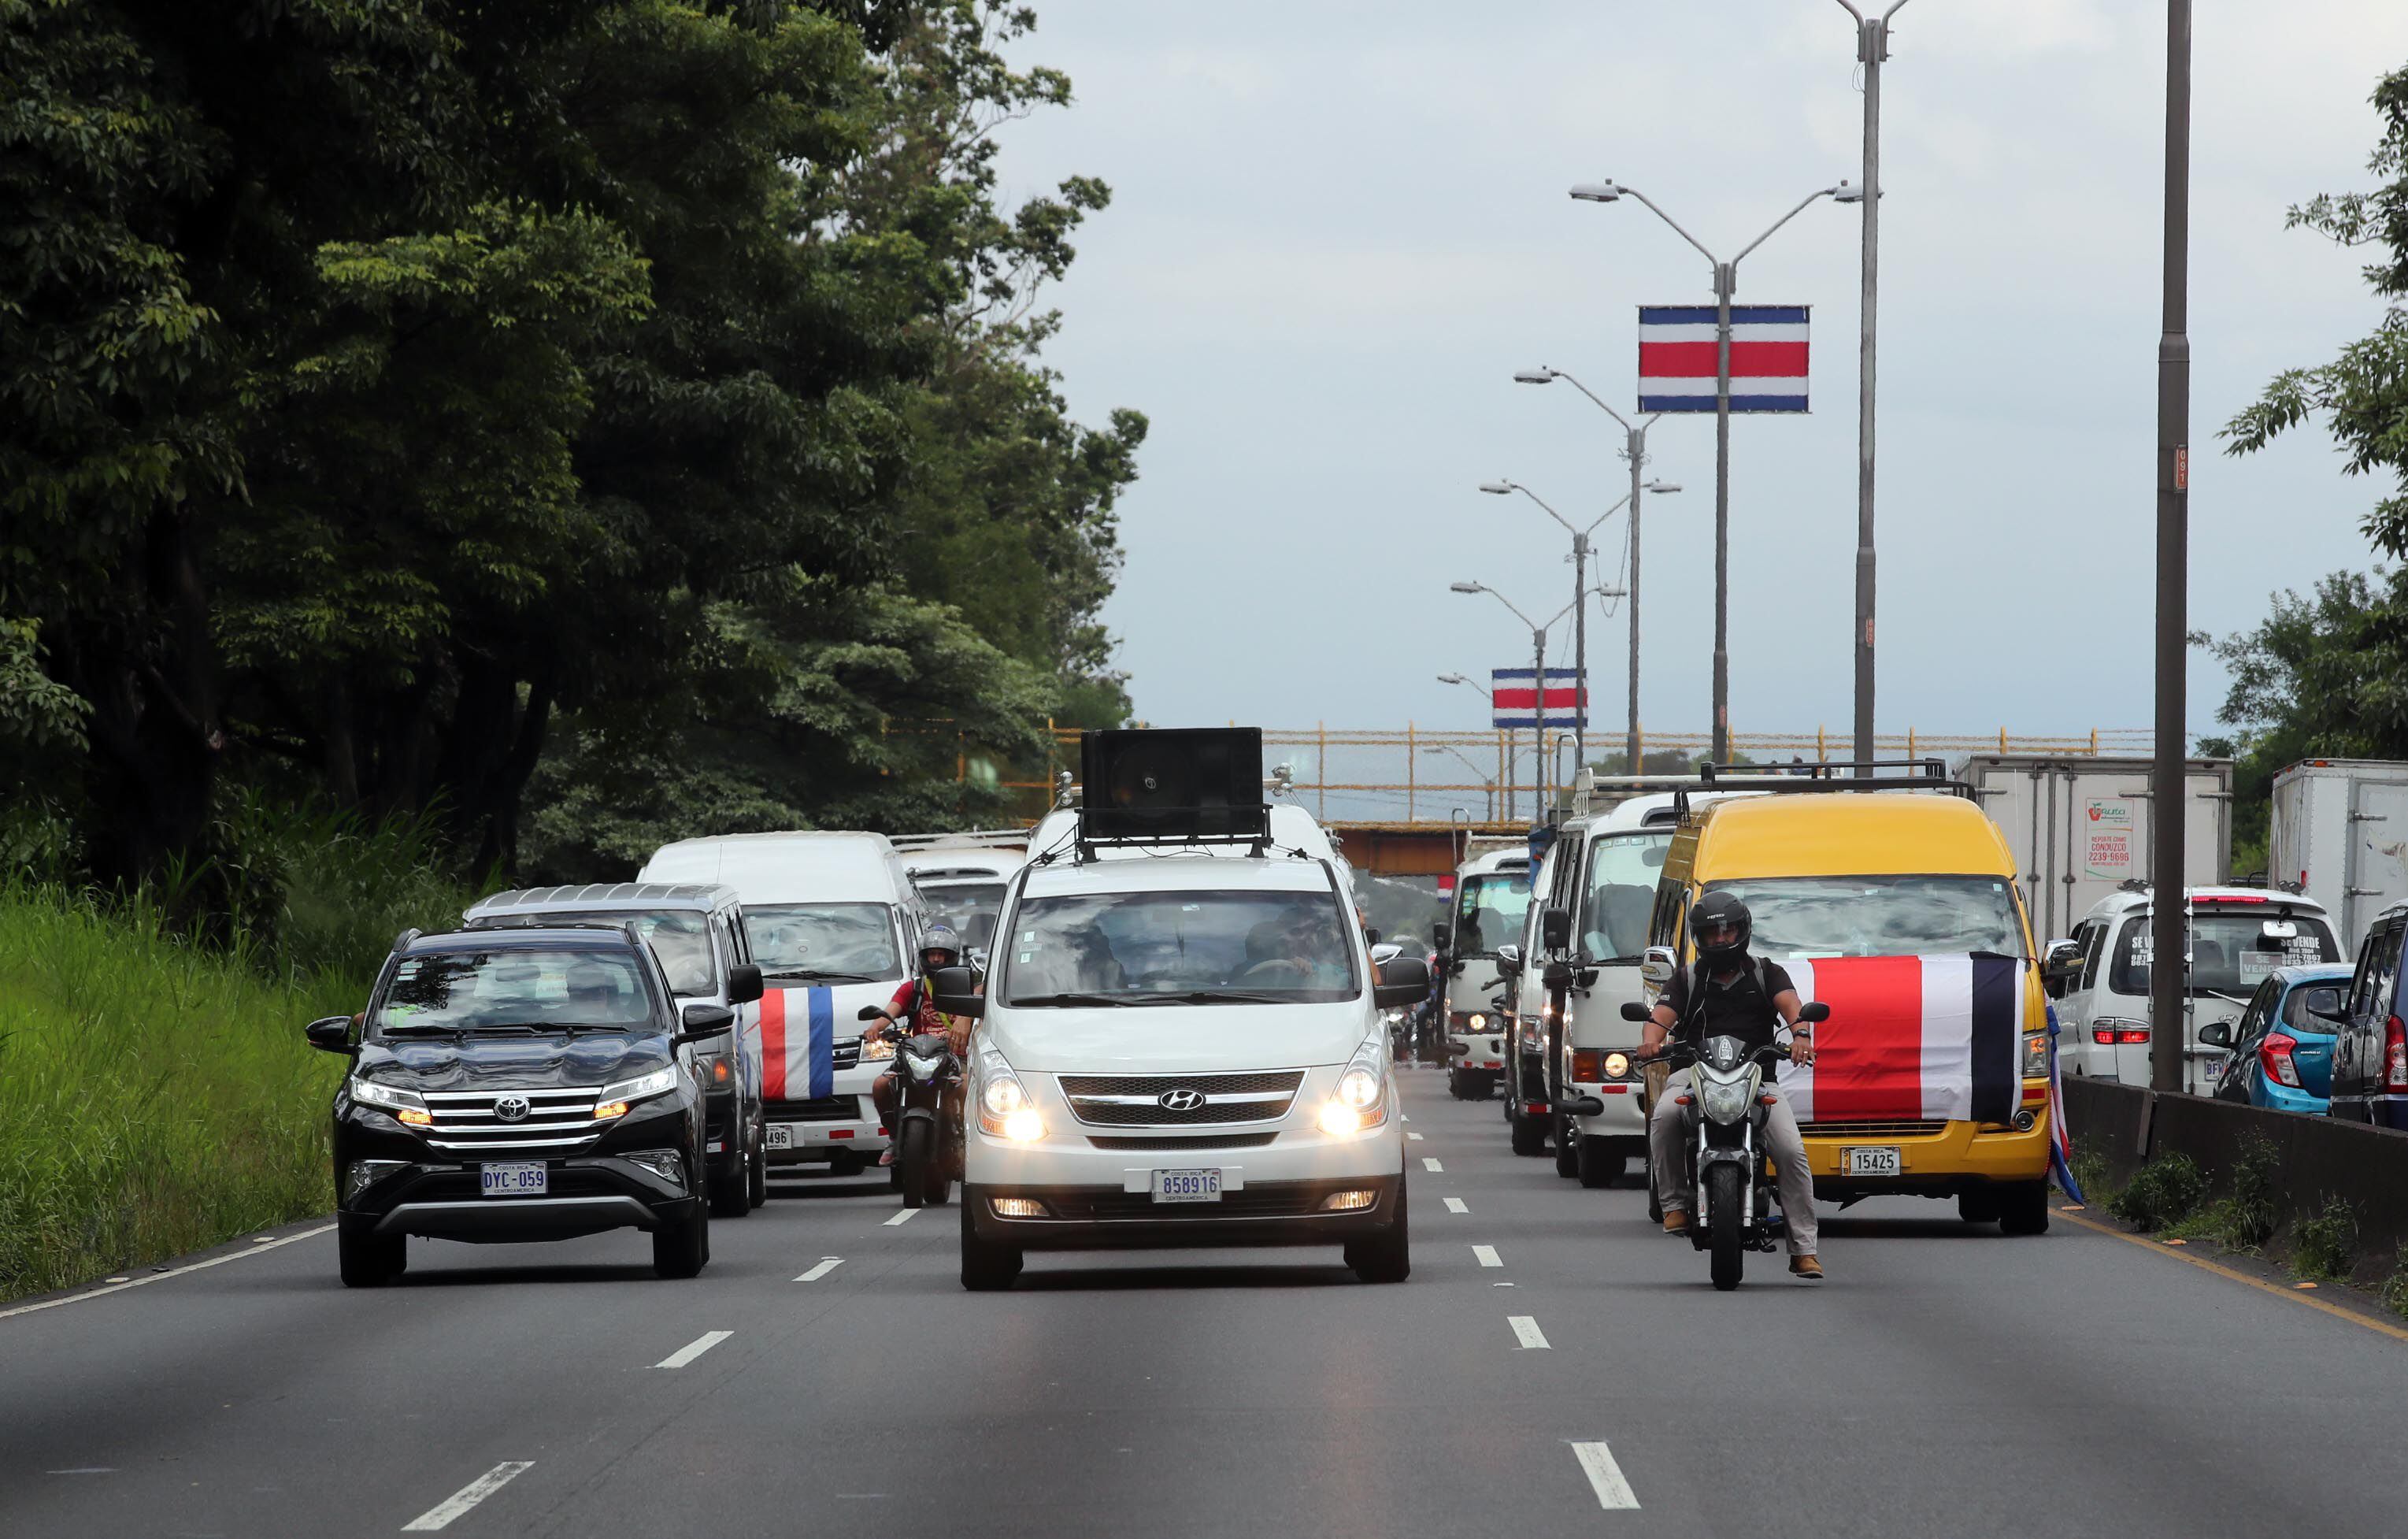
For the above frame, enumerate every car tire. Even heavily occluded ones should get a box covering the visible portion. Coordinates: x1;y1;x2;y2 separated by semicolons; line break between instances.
746;1118;769;1207
339;1229;404;1289
709;1153;751;1218
830;1149;865;1177
1576;1137;1624;1190
1345;1174;1411;1283
1552;1115;1580;1177
1957;1187;2002;1226
1997;1181;2051;1236
959;1191;1023;1292
1509;1109;1548;1157
653;1201;709;1279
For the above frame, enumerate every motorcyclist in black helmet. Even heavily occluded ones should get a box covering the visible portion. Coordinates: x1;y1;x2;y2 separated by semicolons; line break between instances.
1639;891;1825;1280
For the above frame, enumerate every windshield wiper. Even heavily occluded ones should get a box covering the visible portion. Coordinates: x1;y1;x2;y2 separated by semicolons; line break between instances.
378;1023;465;1038
763;968;876;985
1007;992;1143;1007
1158;989;1297;1005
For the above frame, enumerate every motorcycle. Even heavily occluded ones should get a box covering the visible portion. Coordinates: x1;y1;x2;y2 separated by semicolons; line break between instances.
1581;999;1830;1291
857;1005;963;1209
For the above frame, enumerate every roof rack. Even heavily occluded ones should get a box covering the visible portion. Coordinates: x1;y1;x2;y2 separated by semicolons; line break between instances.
887;829;1029;851
1674;757;1971;816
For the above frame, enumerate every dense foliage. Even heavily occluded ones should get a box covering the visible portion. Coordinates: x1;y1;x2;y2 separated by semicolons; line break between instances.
0;0;1142;895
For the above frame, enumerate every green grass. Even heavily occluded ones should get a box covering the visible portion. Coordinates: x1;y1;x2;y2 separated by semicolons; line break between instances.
2292;1196;2359;1283
2107;1151;2207;1232
2380;1244;2408;1322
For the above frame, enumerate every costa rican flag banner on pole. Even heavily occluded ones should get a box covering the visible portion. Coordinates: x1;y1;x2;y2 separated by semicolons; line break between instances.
1772;954;2024;1123
1491;667;1584;729
1638;304;1810;413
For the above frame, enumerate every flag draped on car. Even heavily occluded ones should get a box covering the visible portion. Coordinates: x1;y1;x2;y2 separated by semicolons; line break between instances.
1774;955;2023;1123
760;987;835;1100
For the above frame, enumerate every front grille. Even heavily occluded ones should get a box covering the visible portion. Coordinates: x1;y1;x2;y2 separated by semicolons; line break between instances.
421;1087;606;1153
1036;1185;1335;1222
1086;1133;1281;1151
832;1036;863;1071
1056;1070;1305;1127
1799;1120;1947;1139
769;1096;861;1123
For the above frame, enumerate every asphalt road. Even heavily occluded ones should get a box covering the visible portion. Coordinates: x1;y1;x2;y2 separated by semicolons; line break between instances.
6;1071;2407;1539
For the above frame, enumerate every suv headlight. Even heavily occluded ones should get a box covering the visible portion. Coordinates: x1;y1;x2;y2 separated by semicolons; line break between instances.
349;1077;432;1127
1319;1036;1391;1136
976;1044;1043;1140
595;1065;680;1121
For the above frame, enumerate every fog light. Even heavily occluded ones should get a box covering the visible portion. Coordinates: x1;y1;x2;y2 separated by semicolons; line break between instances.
2013;1109;2037;1132
712;1058;731;1084
991;1196;1047;1218
397;1108;432;1127
1002;1107;1045;1142
623;1148;686;1188
1317;1100;1364;1136
343;1159;409;1204
1321;1189;1379;1212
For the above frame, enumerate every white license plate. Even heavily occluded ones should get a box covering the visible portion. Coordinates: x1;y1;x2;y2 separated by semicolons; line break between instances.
1151;1169;1223;1203
766;1123;793;1149
1843;1146;1902;1177
480;1162;548;1196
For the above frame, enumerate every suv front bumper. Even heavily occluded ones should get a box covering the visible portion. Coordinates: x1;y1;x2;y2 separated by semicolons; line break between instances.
339;1155;698;1244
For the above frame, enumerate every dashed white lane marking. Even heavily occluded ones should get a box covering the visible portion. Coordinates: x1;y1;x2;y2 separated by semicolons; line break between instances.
884;1208;918;1226
1473;1245;1502;1268
1571;1442;1641;1509
1422;1157;1443;1173
0;1225;336;1322
795;1257;845;1283
1508;1315;1550;1350
1406;1131;1424;1140
1443;1197;1469;1214
654;1330;732;1369
402;1463;534;1531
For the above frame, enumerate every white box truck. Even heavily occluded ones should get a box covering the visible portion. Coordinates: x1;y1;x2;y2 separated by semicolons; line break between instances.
2269;758;2408;952
1960;755;2232;944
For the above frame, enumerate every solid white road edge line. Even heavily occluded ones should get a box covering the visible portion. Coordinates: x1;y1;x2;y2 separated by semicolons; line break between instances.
884;1209;918;1227
1508;1315;1550;1350
1422;1157;1443;1173
1571;1442;1640;1510
1443;1197;1469;1214
401;1462;535;1532
0;1224;338;1322
795;1257;845;1283
1473;1244;1502;1268
654;1330;732;1370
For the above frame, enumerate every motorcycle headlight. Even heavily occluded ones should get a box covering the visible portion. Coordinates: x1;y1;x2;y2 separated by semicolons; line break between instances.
595;1065;680;1121
861;1035;896;1062
1699;1074;1754;1123
348;1077;432;1126
903;1051;943;1083
976;1044;1043;1140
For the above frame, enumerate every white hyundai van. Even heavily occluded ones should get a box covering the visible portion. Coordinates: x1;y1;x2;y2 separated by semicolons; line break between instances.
638;833;923;1175
948;729;1421;1289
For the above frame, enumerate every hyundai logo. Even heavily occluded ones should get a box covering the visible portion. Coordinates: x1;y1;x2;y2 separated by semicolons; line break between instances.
494;1096;532;1124
1158;1088;1206;1112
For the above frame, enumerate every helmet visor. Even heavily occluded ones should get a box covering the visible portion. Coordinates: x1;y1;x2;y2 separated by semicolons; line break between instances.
1696;915;1744;948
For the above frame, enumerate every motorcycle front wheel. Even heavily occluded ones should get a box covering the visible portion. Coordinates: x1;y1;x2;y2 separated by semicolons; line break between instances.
1705;1163;1745;1292
898;1118;933;1210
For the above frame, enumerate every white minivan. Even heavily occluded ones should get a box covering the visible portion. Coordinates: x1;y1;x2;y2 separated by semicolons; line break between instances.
2048;884;2343;1092
895;833;1027;964
639;832;924;1175
949;730;1419;1289
1439;847;1531;1100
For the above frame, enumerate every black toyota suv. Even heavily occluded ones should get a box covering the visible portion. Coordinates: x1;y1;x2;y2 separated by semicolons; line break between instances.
306;925;733;1286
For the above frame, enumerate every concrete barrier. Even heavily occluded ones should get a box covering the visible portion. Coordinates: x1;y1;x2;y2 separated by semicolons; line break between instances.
2061;1077;2408;1285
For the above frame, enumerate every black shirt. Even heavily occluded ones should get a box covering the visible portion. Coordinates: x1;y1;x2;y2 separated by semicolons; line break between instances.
1659;956;1795;1065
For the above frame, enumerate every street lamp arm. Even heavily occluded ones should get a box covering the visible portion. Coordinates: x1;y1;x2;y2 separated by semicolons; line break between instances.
1454;582;1542;633
1543;368;1639;434
1617;187;1724;267
1506;482;1576;537
1580;489;1637;539
1832;0;1865;19
1884;0;1913;20
1732;184;1844;269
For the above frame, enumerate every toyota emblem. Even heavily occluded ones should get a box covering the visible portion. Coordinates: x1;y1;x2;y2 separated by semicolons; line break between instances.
494;1096;532;1124
1157;1088;1206;1112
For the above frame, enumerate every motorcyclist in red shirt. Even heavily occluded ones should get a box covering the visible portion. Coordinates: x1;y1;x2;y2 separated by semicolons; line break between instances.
862;924;972;1167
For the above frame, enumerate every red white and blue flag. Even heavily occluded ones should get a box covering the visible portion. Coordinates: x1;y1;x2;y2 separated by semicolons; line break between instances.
1638;304;1810;413
760;987;835;1102
1772;954;2024;1123
1491;667;1583;730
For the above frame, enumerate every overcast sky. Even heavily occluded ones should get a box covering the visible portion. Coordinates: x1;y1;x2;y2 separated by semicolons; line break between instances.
993;0;2408;752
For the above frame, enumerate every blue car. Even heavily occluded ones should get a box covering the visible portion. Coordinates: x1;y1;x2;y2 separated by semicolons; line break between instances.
2208;963;2351;1114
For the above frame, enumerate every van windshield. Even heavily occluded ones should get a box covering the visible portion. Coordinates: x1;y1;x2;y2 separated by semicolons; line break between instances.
484;910;715;996
1583;833;1669;962
371;948;656;1036
917;881;1005;955
2109;910;2339;999
1002;889;1358;1005
746;903;902;983
1705;875;2028;959
1454;873;1530;955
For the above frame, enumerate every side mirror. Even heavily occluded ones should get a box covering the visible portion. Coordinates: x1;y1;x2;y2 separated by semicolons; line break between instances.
929;963;984;1019
1432;921;1452;953
1543;959;1573;991
2041;940;2083;979
1640;945;1676;985
726;962;764;1006
676;1003;735;1044
1495;944;1523;973
1620;1001;1652;1024
2197;1021;2233;1049
856;1004;885;1022
305;1015;356;1055
1374;955;1432;1009
1797;1001;1831;1024
1540;906;1571;952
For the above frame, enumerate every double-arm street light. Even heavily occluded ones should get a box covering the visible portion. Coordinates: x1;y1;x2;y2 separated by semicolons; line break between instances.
1449;580;1624;821
1569;176;1858;763
1421;744;1497;822
1479;473;1677;775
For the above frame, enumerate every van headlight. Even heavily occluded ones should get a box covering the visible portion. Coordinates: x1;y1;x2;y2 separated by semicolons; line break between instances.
2021;1029;2048;1080
861;1035;896;1062
595;1066;680;1121
977;1044;1043;1141
1319;1037;1391;1136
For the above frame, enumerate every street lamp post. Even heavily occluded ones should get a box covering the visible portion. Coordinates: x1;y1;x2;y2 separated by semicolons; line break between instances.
1836;1;1913;772
1480;473;1676;776
1449;583;1612;822
1510;366;1684;773
1436;671;1512;819
1570;176;1857;762
1422;744;1496;822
